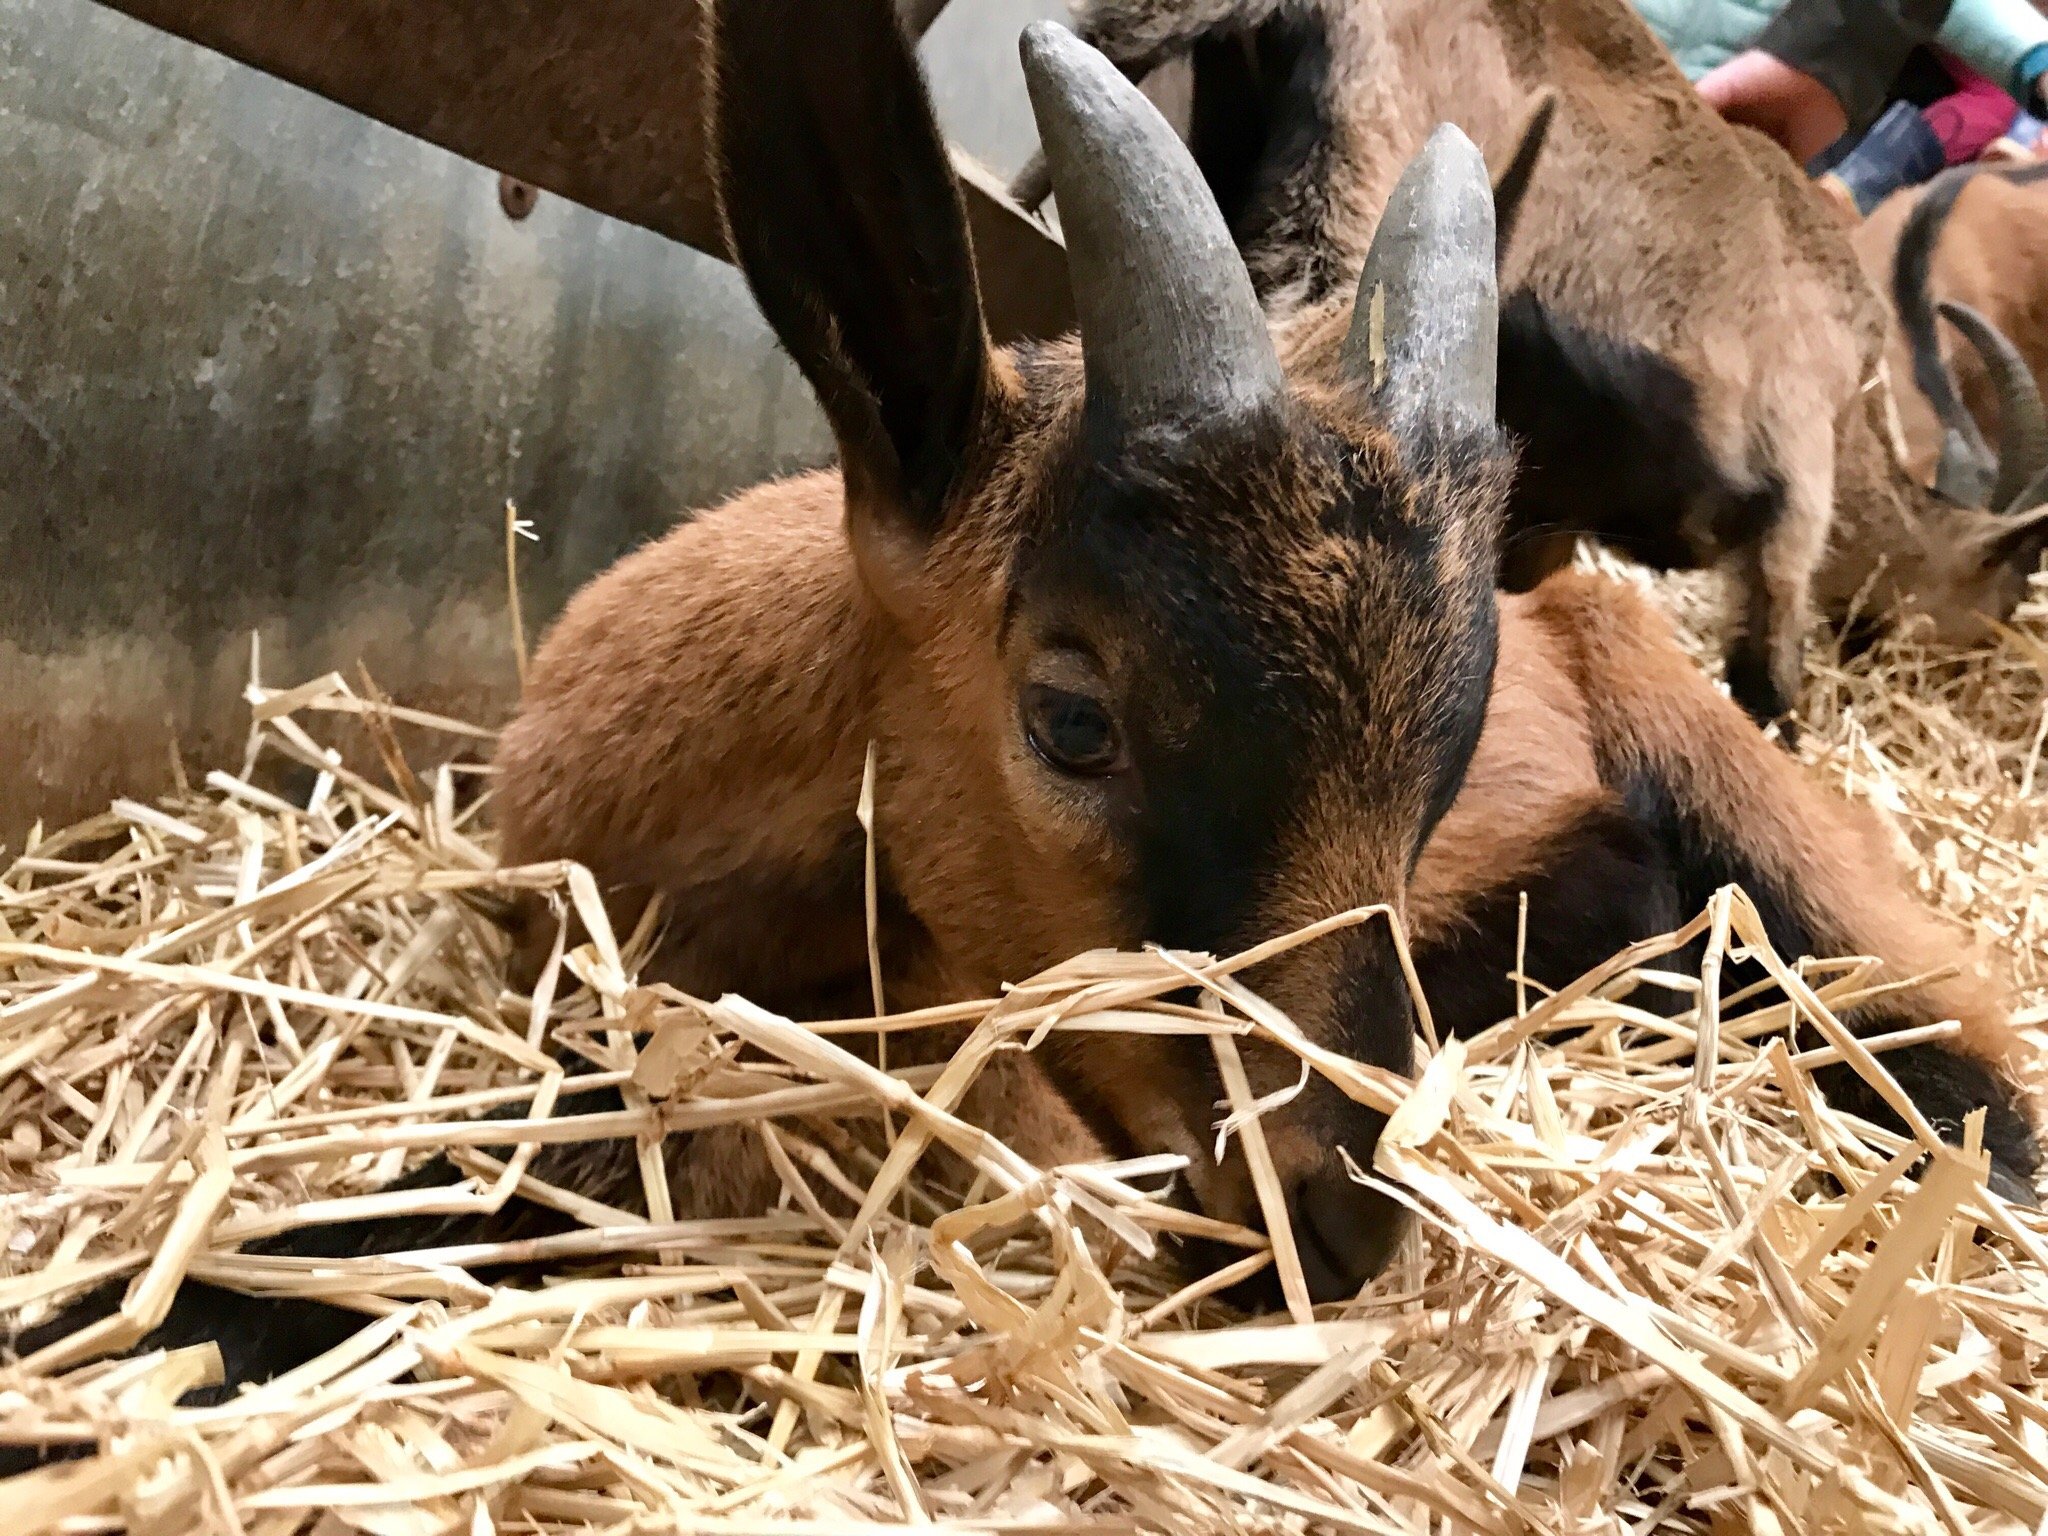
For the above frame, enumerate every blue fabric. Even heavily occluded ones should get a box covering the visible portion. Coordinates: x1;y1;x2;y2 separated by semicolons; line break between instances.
1828;100;1948;210
2016;40;2048;106
1631;0;1784;79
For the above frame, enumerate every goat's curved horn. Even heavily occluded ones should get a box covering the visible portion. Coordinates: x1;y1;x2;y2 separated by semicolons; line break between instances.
1932;426;1995;509
1901;169;1994;505
1019;22;1284;432
1939;301;2048;513
1340;124;1498;437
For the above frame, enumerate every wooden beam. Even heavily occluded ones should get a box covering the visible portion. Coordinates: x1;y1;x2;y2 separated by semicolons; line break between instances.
86;0;1071;342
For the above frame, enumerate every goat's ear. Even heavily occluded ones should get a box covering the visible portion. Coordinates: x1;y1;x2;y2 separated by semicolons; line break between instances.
1491;90;1555;269
711;0;992;545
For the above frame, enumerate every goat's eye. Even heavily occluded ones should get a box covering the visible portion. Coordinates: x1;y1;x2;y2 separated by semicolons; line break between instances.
1022;684;1126;776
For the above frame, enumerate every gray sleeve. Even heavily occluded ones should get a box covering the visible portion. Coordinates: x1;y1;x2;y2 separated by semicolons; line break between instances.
1753;0;1956;130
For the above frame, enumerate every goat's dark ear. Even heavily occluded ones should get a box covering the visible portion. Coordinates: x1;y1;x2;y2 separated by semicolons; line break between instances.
711;0;991;541
1491;90;1555;268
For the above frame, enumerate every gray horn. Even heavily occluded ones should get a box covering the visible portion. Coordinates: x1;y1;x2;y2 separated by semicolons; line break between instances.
1340;125;1499;438
1019;22;1284;431
1932;423;1995;509
1939;300;2048;513
1929;307;1998;508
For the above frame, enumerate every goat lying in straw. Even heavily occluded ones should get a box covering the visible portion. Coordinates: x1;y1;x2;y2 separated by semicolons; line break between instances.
7;0;2039;1429
1047;0;2048;724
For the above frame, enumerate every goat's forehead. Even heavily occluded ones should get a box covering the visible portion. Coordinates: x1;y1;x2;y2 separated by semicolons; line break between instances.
1013;458;1481;718
997;341;1504;682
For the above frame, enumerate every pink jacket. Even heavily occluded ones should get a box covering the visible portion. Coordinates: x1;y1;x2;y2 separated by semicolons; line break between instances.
1926;56;2023;164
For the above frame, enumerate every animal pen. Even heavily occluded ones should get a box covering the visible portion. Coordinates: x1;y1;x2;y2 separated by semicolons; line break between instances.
5;2;2048;1533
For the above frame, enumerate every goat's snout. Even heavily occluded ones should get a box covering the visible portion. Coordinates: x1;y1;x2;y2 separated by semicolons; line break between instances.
1223;928;1420;1301
1290;1142;1409;1300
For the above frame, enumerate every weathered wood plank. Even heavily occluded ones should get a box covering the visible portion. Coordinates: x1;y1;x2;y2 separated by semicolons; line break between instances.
86;0;1072;341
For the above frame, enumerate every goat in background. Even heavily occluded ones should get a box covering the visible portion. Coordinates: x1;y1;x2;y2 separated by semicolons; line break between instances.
1048;0;2048;716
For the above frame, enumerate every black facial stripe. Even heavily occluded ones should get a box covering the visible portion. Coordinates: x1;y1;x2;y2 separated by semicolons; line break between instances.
1052;438;1312;952
1011;412;1507;957
1329;922;1416;1071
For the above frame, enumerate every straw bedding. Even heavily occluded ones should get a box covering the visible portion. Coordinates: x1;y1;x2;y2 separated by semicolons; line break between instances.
3;565;2048;1535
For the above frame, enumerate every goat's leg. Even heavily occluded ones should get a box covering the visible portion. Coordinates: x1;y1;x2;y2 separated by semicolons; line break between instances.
1724;429;1834;731
1528;569;2040;1198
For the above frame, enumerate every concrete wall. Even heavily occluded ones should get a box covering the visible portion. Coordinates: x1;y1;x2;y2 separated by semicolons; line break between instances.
927;0;1073;176
0;0;1060;839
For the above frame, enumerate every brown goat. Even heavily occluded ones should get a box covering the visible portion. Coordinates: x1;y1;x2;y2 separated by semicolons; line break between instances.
1054;0;2048;715
1860;161;2048;476
1815;162;2048;639
7;0;2036;1432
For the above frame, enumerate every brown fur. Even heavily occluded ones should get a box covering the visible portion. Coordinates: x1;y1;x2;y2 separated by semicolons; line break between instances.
494;353;1518;1242
1502;574;2017;1068
1071;0;2048;707
483;0;2035;1272
495;484;2037;1229
1406;595;1605;933
498;285;2036;1199
519;501;2018;1095
1072;0;1881;723
1820;166;2048;640
12;4;2036;1427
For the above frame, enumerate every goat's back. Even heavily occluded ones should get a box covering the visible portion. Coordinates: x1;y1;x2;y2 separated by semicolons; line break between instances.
1385;6;1866;322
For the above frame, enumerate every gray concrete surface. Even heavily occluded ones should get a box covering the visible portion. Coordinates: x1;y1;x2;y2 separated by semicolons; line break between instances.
0;0;1062;839
926;0;1069;177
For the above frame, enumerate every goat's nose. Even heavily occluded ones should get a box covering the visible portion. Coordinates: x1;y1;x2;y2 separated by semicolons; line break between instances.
1291;1163;1408;1302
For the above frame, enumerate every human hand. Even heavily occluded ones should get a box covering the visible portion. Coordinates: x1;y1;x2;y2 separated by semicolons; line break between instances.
1980;136;2041;163
1697;49;1850;161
